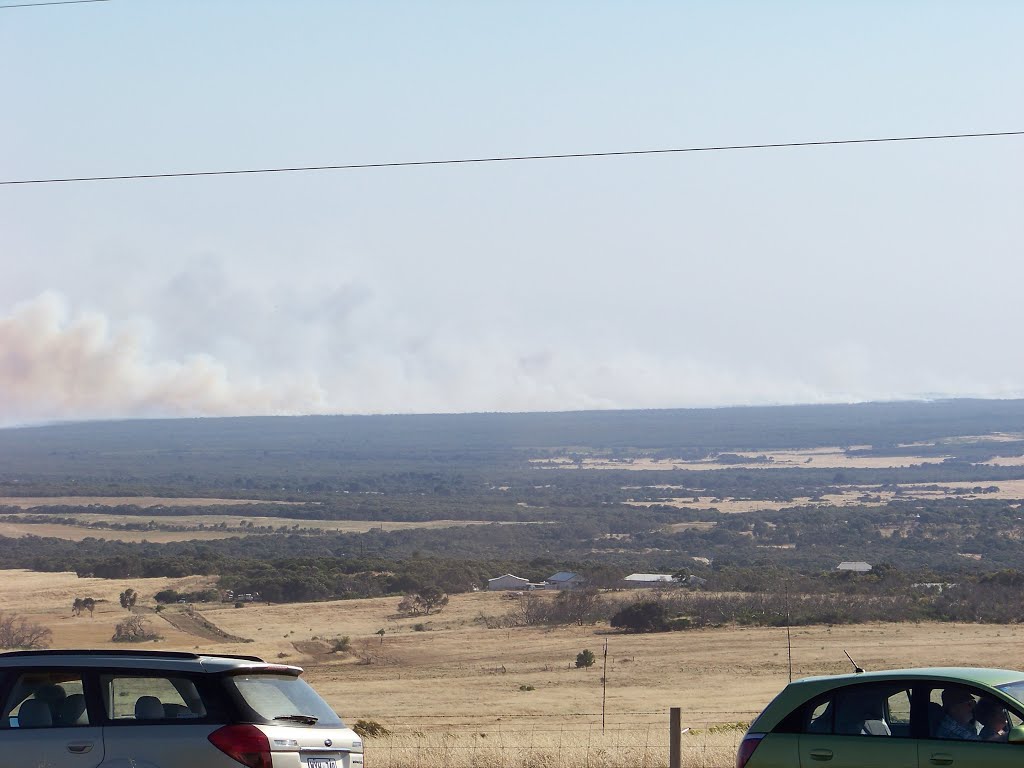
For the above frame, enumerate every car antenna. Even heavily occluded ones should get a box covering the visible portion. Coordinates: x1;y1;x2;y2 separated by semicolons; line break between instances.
844;650;864;674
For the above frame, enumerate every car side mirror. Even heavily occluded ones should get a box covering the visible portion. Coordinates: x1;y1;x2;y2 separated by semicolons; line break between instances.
1007;724;1024;744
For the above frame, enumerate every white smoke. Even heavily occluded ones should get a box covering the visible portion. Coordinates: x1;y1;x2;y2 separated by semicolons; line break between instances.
0;293;326;425
3;290;1022;427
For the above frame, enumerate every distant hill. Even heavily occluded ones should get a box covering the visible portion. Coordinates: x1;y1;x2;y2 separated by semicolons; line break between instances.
4;399;1024;460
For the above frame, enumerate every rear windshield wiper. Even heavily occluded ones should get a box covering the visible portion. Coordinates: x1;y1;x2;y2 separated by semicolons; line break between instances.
273;714;319;725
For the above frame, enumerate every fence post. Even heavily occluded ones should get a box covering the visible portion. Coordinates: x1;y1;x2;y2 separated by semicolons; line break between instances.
669;707;681;768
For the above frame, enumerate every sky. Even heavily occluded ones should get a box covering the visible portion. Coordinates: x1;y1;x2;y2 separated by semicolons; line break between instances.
1;1;1022;425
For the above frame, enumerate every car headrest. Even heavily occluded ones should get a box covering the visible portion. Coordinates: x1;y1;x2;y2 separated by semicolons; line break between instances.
57;693;88;726
135;696;165;720
19;699;53;728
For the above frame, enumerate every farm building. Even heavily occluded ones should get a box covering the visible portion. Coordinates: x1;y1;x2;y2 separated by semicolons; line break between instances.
623;573;678;587
486;574;531;591
544;571;586;590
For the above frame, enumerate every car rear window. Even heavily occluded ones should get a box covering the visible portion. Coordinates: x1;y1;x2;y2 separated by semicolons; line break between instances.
227;673;343;727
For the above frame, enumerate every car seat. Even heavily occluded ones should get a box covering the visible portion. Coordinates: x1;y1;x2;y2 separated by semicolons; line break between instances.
34;683;66;719
835;690;891;736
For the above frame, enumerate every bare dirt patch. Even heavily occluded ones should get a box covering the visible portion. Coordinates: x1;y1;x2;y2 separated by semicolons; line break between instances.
156;607;251;643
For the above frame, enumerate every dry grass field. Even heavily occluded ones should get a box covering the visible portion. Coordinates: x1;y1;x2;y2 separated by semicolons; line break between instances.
5;569;1024;766
0;496;295;508
534;439;1024;472
0;513;503;543
0;521;245;543
533;448;953;471
630;479;1024;515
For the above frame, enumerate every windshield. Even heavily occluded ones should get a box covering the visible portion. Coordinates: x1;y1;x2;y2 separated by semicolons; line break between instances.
227;674;343;727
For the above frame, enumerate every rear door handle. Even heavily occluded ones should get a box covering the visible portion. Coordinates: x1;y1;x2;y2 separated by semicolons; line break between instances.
808;748;834;761
66;742;94;754
928;755;953;766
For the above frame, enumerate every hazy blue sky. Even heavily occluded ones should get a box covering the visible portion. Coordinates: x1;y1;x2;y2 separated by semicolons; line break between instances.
1;1;1022;424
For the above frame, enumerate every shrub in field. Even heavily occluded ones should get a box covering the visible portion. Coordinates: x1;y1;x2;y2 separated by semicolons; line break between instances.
610;601;670;633
398;586;450;616
353;719;391;738
331;636;351;653
0;612;52;649
112;614;161;642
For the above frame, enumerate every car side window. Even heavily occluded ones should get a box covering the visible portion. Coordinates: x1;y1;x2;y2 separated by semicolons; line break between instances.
929;685;1023;742
100;674;207;723
801;683;911;738
2;671;90;728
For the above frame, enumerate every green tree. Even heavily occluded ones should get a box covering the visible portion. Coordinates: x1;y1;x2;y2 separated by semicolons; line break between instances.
575;649;596;668
407;585;448;618
119;588;138;612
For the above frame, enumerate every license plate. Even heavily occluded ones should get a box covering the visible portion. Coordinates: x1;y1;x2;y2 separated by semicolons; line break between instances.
308;759;338;768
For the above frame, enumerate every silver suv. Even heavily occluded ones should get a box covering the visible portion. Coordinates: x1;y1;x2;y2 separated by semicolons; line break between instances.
0;649;364;768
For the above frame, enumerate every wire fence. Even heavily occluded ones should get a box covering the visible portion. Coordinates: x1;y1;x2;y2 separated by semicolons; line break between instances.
360;710;757;768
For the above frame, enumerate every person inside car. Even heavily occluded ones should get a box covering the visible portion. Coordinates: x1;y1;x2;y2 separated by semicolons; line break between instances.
975;697;1010;741
936;688;980;740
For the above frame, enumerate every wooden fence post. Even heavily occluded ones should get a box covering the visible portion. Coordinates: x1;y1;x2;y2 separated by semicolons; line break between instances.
669;707;681;768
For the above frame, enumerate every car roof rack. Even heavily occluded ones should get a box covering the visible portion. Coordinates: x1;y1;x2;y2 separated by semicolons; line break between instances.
0;649;266;663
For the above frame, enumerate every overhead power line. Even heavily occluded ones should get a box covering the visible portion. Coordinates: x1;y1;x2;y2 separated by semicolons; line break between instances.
0;0;109;8
1;130;1021;187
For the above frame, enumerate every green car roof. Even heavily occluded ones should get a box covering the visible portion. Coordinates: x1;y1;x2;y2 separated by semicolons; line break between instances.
797;667;1024;688
751;667;1024;732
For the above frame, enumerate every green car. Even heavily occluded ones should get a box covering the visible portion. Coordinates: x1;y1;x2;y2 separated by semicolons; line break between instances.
737;667;1024;768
